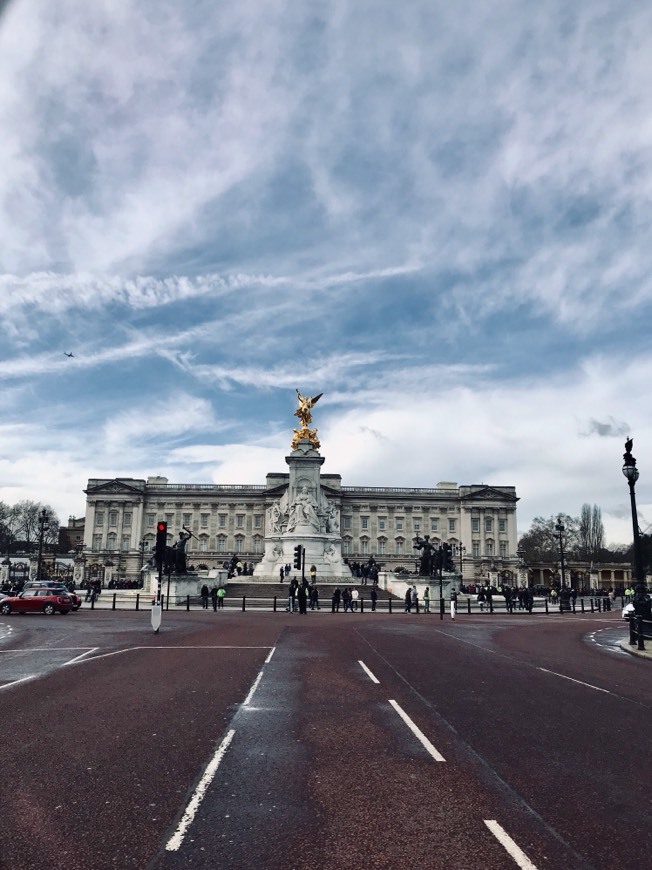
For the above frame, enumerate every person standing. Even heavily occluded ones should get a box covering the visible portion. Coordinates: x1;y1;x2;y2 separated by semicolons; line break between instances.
351;588;359;611
332;587;341;612
297;580;308;614
423;586;431;613
217;584;226;609
410;585;419;614
200;583;209;609
279;567;285;583
450;588;458;620
288;577;298;612
210;585;218;612
404;588;412;613
370;585;378;612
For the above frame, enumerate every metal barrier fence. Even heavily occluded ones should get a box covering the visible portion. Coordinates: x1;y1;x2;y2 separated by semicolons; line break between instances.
87;593;618;616
628;615;652;651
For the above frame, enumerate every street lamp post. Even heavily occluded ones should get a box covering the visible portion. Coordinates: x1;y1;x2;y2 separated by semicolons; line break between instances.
622;438;645;593
36;508;49;582
458;544;466;580
555;516;567;589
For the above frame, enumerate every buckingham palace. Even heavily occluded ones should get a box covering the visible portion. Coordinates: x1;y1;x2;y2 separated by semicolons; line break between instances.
81;473;519;585
80;390;519;585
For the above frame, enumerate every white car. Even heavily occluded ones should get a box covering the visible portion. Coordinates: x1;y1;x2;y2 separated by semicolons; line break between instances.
622;601;635;620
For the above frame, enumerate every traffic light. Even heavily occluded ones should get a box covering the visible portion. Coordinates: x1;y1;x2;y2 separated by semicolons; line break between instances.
155;520;168;567
293;544;303;569
442;543;455;572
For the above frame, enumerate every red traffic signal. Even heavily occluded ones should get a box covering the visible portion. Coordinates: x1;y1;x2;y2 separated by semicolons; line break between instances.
155;521;168;564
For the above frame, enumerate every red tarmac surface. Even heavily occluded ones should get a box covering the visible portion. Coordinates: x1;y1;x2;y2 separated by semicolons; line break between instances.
0;608;649;869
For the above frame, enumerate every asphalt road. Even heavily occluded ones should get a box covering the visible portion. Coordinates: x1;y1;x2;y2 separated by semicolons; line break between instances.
0;609;649;870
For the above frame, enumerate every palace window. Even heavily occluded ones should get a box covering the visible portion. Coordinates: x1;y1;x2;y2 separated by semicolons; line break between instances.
183;513;192;526
235;537;244;553
485;518;493;532
198;536;208;552
361;516;369;530
485;541;494;556
431;519;438;533
123;513;132;527
254;514;262;528
396;541;403;555
93;534;102;550
121;536;130;552
146;514;155;527
472;542;480;558
414;520;421;532
342;540;350;555
217;536;226;553
109;512;118;527
219;514;227;528
95;512;104;526
378;540;386;555
396;518;403;531
379;518;386;531
107;533;117;551
201;514;210;528
499;519;506;533
343;516;351;530
236;514;245;529
360;539;369;555
448;518;456;532
499;542;507;558
471;518;479;533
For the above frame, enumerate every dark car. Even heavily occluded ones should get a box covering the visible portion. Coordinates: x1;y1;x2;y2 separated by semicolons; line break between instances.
22;582;82;610
0;588;73;615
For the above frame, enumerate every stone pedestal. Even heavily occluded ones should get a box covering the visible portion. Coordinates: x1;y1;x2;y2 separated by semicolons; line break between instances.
253;438;351;581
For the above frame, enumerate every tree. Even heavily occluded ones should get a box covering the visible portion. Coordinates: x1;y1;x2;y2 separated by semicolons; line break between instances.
518;514;580;563
578;503;605;561
12;501;59;551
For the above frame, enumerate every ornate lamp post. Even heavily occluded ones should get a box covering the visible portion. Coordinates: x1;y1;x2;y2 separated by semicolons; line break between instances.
554;516;567;589
36;508;49;582
622;438;645;594
458;544;466;579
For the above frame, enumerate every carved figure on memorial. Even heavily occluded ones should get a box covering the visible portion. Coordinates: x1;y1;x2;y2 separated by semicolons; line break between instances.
287;485;321;532
292;389;323;450
325;500;340;533
268;500;284;533
324;542;337;564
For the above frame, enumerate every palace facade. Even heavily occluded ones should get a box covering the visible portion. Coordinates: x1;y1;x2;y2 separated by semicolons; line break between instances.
81;472;519;585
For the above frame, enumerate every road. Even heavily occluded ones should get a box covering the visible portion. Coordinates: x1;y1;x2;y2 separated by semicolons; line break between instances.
0;609;649;870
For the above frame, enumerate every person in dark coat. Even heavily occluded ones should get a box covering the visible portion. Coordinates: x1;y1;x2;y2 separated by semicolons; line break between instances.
332;587;341;612
200;584;209;609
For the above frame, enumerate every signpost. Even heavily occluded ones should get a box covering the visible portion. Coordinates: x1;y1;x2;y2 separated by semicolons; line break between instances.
151;520;167;633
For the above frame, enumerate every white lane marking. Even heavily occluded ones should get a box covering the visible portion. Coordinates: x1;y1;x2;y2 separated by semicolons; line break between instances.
484;820;538;869
536;667;611;694
388;699;445;762
358;660;380;684
265;646;276;664
165;729;236;852
243;670;264;706
63;647;99;666
0;674;37;691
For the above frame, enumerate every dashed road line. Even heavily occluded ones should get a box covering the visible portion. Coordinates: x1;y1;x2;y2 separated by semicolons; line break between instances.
358;659;380;683
484;820;538;869
388;699;446;762
165;729;236;852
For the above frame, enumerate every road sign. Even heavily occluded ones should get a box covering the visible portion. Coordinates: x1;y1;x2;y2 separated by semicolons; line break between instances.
151;601;162;632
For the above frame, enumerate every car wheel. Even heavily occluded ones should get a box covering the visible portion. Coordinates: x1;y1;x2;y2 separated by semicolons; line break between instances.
0;603;11;615
43;603;56;615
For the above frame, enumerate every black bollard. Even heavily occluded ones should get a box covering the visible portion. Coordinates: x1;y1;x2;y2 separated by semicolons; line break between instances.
136;593;140;611
186;594;190;611
242;596;246;612
112;593;116;611
274;595;277;612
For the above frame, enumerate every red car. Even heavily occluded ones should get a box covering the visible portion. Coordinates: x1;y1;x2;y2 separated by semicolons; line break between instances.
0;588;73;615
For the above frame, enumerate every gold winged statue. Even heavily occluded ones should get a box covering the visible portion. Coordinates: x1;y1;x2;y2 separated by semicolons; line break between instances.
292;389;323;450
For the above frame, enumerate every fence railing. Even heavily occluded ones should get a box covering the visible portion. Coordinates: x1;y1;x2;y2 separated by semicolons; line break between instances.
628;615;652;651
86;593;619;617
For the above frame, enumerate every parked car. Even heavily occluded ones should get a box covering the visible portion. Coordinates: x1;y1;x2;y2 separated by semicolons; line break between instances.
22;582;82;610
0;588;73;615
622;601;635;620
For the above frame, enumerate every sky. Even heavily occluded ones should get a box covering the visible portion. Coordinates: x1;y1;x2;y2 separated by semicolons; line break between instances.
1;0;652;547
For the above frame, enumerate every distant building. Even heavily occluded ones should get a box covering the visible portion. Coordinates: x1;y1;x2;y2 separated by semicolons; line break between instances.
81;473;519;585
